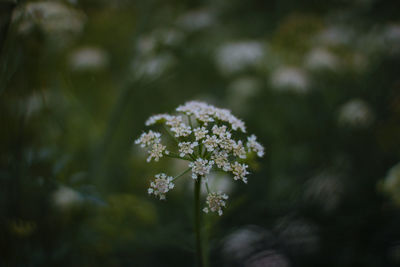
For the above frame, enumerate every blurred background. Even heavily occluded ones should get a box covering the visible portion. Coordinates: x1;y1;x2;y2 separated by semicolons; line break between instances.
1;0;400;266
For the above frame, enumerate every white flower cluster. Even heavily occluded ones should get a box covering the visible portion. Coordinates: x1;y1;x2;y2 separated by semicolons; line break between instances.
148;173;175;200
134;130;169;162
203;192;229;216
135;101;264;215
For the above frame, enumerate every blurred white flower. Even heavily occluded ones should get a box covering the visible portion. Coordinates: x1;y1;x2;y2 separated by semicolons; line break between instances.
382;162;400;205
271;67;309;93
216;41;265;74
156;28;184;47
304;172;343;213
177;9;215;31
132;53;175;78
222;226;271;263
136;28;184;56
384;24;400;43
304;47;339;71
20;92;47;119
315;26;353;46
69;47;109;71
53;186;82;208
245;250;290;267
383;24;400;54
275;218;319;255
338;99;374;127
15;1;85;39
227;77;261;114
247;135;265;157
136;35;157;56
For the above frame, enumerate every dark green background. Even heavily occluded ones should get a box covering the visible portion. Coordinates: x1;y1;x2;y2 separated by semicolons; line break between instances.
1;0;400;266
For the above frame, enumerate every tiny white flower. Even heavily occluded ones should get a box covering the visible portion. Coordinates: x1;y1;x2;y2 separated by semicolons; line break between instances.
204;192;229;216
232;140;247;159
231;162;249;183
246;135;264;157
166;115;184;128
145;114;170;126
147;143;168;162
189;158;214;179
171;123;192;137
338;99;374;128
178;141;198;157
203;135;220;152
134;130;161;147
148;173;175;200
218;135;235;152
212;150;231;171
193;127;208;141
196;112;214;125
229;118;246;132
212;125;231;139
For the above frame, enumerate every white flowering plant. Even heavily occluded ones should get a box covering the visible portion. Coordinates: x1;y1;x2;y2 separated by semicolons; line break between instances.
134;100;264;265
135;101;264;214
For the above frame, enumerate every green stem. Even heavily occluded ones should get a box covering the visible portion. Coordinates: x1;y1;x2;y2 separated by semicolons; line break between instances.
165;153;190;161
194;176;204;267
172;167;191;181
205;182;210;194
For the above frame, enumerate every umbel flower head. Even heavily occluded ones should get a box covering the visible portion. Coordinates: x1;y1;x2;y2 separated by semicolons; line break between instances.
135;101;264;215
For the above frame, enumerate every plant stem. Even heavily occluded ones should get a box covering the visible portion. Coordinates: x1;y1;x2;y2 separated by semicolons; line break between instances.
172;167;191;181
194;176;203;267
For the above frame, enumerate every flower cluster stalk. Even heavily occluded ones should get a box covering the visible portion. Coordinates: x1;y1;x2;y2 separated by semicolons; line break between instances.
134;101;264;265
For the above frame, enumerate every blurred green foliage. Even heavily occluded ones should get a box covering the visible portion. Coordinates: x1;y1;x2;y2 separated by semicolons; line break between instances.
1;0;400;266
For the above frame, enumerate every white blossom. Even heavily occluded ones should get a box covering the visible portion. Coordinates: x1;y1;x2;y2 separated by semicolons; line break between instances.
193;127;208;141
232;140;247;159
177;9;214;32
197;112;214;125
135;100;264;215
212;150;231;171
148;173;175;200
147;143;168;162
304;47;339;71
145;114;170;126
178;141;198;157
134;130;161;147
171;123;192;137
246;135;264;157
189;158;214;179
216;41;264;74
338;99;374;127
212;125;231;139
229;118;246;132
271;67;309;93
69;46;108;71
165;115;184;128
231;162;249;183
53;186;82;208
176;101;246;132
203;192;229;216
203;135;220;152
